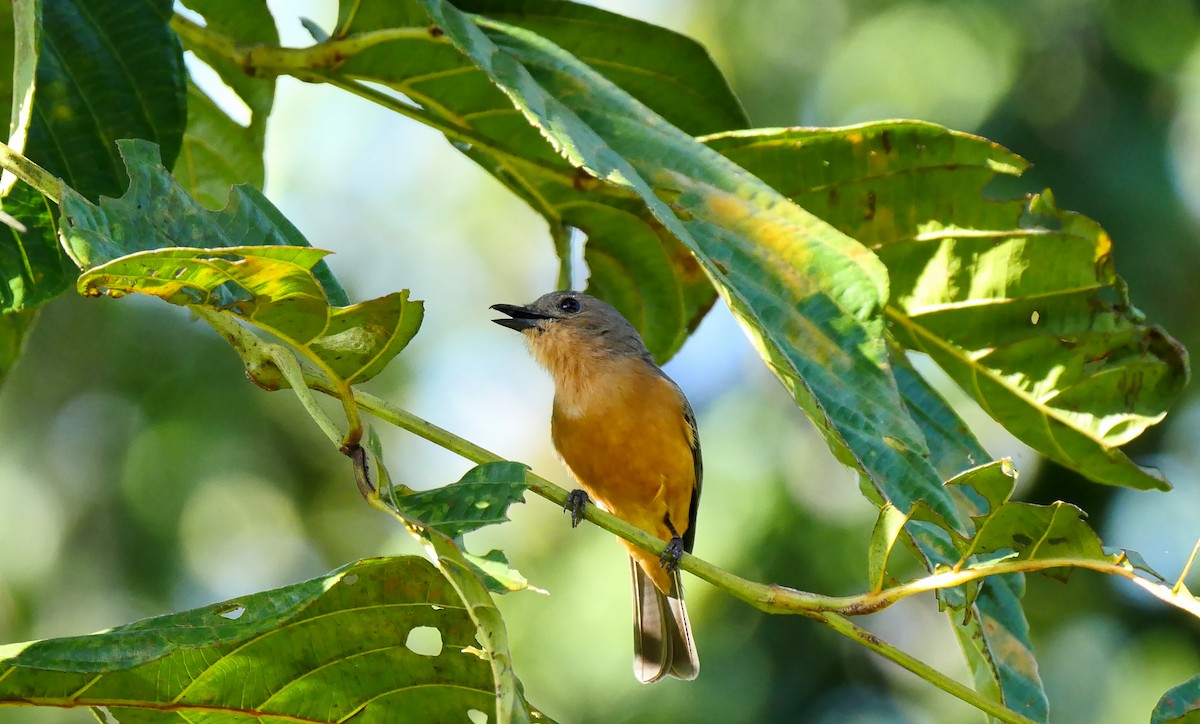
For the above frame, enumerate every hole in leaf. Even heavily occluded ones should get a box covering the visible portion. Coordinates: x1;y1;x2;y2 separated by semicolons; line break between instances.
431;604;443;611
1030;310;1040;325
467;709;488;724
213;602;246;620
405;626;443;657
343;573;359;586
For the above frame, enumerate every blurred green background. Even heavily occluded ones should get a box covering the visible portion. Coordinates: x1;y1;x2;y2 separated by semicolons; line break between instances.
2;0;1199;721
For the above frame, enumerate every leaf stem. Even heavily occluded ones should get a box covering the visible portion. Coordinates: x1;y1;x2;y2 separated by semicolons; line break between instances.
295;373;1047;722
0;140;62;200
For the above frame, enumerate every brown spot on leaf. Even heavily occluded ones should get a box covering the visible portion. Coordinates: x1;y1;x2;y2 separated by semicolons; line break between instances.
864;190;876;221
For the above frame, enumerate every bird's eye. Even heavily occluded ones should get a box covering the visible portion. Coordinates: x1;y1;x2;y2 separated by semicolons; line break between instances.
558;296;581;314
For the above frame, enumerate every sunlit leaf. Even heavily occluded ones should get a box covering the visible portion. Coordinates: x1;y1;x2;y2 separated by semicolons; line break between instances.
0;557;552;722
706;121;1188;490
66;140;420;384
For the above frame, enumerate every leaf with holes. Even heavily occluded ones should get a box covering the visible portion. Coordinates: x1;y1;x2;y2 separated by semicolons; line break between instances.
706;121;1188;491
396;461;530;539
0;556;553;722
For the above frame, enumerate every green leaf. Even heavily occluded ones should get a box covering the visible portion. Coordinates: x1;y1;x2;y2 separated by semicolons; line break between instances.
66;140;420;384
396;461;530;539
0;556;551;722
176;0;277;208
317;0;749;360
867;503;908;592
706;121;1188;491
1;0;188;314
413;0;966;533
465;549;543;595
0;307;35;386
1154;674;1200;724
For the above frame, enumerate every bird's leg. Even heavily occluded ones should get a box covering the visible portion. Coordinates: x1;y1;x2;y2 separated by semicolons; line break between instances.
564;488;590;528
660;516;686;572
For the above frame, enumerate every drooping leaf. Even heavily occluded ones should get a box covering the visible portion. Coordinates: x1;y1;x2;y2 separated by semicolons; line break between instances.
175;0;277;208
410;0;965;530
1153;673;1200;724
1;0;187;314
396;461;530;539
0;556;552;722
705;121;1188;490
306;0;751;360
65;140;420;384
465;549;542;595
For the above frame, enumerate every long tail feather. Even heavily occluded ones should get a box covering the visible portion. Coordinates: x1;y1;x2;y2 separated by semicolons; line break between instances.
631;559;699;683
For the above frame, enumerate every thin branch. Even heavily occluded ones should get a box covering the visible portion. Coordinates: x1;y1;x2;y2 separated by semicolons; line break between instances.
0;140;62;200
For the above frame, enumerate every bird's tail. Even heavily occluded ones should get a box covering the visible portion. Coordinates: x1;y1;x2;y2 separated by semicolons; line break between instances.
631;558;699;683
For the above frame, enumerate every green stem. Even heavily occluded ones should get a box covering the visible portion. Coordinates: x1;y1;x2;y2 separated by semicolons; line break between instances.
817;612;1035;724
299;373;1034;721
0;140;61;200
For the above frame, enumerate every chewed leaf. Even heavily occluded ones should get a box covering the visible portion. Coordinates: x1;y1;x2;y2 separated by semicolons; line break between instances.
77;246;422;385
396;461;530;539
64;140;421;385
60;139;348;305
0;556;552;722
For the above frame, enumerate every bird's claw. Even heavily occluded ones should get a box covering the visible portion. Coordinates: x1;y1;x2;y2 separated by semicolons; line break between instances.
660;535;685;573
564;489;590;528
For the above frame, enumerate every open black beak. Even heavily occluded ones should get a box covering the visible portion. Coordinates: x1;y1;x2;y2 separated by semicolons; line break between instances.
490;303;551;331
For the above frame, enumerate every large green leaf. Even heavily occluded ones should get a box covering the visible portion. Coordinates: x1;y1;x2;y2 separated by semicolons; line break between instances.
175;0;277;208
414;0;964;525
285;0;751;360
705;121;1188;490
1;0;187;313
66;140;421;385
0;556;551;722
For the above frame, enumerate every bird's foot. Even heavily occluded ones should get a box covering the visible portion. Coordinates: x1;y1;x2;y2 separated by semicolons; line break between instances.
564;489;590;528
660;535;686;573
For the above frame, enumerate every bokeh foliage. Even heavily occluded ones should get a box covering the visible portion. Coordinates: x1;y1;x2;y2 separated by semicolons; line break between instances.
0;1;1197;723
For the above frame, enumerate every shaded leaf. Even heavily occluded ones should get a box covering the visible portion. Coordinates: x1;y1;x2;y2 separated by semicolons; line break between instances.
396;461;530;539
65;140;420;384
2;0;187;313
706;121;1188;490
0;557;551;722
867;503;907;592
0;307;35;386
176;0;277;208
1153;673;1200;724
316;0;750;360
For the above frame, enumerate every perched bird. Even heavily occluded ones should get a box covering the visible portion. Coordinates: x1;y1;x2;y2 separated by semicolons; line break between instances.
492;291;701;683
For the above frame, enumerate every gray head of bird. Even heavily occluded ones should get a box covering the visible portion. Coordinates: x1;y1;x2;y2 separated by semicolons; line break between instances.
490;291;651;362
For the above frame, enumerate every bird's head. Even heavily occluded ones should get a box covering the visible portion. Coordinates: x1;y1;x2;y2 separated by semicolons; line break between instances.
491;291;651;370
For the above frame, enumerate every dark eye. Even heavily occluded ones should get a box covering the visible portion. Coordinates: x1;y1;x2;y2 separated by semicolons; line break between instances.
558;296;581;314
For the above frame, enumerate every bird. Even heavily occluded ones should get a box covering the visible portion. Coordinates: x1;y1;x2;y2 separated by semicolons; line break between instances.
491;291;700;683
